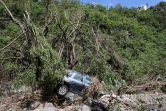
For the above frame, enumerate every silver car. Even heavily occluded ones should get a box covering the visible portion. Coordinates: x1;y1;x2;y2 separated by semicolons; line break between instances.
57;70;92;96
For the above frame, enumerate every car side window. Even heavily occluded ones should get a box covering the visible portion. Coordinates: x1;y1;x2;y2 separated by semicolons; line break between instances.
73;73;83;82
84;76;92;85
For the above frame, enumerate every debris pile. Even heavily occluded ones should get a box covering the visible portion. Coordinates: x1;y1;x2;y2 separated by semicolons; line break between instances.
1;81;166;111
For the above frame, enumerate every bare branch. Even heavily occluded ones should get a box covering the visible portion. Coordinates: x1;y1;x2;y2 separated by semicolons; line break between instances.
67;60;78;69
91;26;99;54
1;50;22;55
23;10;30;24
0;57;21;60
0;18;10;21
0;0;25;33
66;21;80;38
43;12;58;36
78;23;100;53
0;31;27;52
0;50;12;53
58;43;64;56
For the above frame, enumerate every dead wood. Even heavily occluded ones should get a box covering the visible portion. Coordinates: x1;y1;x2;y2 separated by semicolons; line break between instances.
0;31;27;52
43;12;58;36
119;81;166;95
0;18;10;21
0;0;25;33
67;60;78;69
82;77;102;102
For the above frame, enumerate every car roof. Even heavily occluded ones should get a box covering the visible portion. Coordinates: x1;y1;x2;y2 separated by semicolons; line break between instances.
66;69;79;74
66;69;91;78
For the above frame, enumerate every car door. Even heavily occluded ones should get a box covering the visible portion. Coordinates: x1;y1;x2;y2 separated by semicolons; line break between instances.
71;73;84;93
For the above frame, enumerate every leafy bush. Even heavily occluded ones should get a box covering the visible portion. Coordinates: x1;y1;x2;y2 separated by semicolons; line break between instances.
14;71;35;89
89;57;126;90
30;45;65;93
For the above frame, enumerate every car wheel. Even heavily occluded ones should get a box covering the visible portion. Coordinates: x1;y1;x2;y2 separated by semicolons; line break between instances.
57;85;68;96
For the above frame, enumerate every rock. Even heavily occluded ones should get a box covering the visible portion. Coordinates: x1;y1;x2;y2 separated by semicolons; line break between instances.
99;94;110;108
65;92;78;101
78;105;91;111
64;106;80;111
36;103;44;111
13;86;32;93
23;108;28;111
42;107;55;111
100;94;110;102
7;108;16;111
30;101;40;110
56;109;64;111
42;102;56;111
112;94;117;98
18;95;24;100
33;109;41;111
91;100;108;111
44;102;55;108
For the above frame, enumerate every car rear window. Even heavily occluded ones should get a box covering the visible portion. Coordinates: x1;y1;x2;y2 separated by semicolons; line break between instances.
73;73;83;82
84;76;92;85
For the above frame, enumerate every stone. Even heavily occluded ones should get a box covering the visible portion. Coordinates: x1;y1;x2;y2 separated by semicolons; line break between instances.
42;102;56;111
36;103;44;111
7;108;16;111
44;102;55;108
112;93;117;98
30;101;40;110
91;100;108;111
18;95;25;100
33;109;40;111
64;106;80;111
78;105;91;111
42;107;55;111
13;86;32;93
23;108;28;111
99;94;110;108
64;92;78;101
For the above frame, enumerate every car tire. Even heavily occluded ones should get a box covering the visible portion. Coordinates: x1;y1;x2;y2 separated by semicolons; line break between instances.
57;85;68;96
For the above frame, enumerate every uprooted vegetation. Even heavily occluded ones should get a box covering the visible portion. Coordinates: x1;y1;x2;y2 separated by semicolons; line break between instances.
1;80;166;111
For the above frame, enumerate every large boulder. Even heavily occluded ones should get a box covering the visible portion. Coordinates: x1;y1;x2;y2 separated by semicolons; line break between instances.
42;102;56;111
78;105;91;111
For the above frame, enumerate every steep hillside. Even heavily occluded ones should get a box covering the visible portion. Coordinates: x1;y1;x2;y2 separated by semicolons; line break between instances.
0;0;166;91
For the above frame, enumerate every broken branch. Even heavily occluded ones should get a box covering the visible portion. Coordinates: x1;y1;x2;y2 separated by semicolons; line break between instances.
0;31;27;52
0;0;25;33
0;18;10;21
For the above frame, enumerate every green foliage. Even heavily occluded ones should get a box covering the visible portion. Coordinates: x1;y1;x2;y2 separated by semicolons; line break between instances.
29;25;65;92
0;0;166;92
89;57;126;90
30;46;65;91
14;71;35;89
4;63;16;72
30;1;45;25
